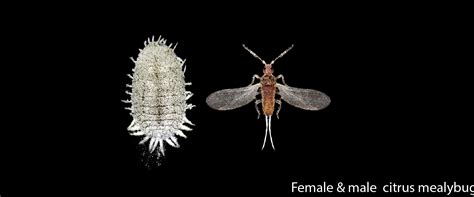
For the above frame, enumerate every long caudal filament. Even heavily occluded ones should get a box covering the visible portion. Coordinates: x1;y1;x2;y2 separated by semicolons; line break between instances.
262;115;275;150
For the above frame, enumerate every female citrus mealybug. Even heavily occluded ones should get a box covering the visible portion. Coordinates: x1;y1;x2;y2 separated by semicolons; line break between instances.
123;36;194;165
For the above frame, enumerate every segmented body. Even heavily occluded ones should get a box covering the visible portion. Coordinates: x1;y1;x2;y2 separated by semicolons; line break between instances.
260;74;277;116
125;36;194;164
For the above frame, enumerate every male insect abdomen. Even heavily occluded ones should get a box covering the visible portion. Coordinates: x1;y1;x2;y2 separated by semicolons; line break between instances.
261;84;276;116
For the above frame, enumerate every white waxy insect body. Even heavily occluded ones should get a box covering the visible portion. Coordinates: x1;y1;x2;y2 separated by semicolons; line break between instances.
125;36;194;164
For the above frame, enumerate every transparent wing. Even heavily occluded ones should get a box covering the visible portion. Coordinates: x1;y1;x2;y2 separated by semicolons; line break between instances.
206;84;260;110
276;83;330;110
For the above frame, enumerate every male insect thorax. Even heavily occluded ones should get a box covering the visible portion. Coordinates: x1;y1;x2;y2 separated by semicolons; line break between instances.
260;74;276;85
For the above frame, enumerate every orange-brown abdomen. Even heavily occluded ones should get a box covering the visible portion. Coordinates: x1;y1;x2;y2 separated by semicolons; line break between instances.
260;75;277;116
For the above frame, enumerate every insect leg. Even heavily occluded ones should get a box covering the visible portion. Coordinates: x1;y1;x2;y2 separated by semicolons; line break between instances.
276;98;282;119
276;74;287;85
248;74;261;86
255;99;262;119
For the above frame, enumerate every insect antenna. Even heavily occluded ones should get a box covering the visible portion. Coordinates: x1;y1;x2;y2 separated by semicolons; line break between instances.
243;44;267;64
270;44;294;64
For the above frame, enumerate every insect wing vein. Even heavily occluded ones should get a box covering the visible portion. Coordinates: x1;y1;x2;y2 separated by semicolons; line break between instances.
206;84;260;110
276;83;330;111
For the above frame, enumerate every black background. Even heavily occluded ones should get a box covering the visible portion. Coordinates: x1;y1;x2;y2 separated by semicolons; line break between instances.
2;3;472;197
